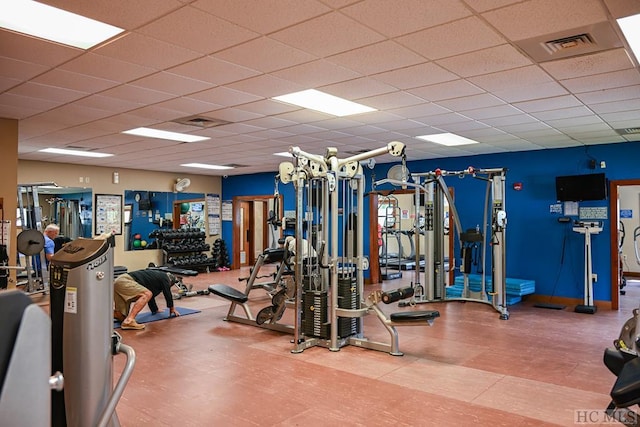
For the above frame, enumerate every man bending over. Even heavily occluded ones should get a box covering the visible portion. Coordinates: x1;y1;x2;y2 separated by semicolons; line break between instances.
114;269;180;330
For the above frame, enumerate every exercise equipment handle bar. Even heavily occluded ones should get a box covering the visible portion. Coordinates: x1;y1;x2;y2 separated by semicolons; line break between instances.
290;141;406;170
411;166;507;178
97;342;136;427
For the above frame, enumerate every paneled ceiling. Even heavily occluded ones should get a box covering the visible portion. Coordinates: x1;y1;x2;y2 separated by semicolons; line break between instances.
2;0;640;176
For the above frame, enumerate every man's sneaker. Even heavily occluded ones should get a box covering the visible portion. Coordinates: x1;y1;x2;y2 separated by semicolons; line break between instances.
113;310;126;322
121;320;145;330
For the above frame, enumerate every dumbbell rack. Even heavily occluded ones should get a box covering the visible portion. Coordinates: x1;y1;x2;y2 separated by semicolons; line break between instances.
152;228;215;272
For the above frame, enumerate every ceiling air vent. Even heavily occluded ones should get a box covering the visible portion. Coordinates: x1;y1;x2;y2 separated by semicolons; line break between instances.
515;21;623;62
616;128;640;135
172;116;231;128
542;33;594;55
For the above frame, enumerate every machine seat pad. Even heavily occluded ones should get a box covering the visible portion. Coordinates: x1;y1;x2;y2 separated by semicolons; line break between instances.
612;356;640;407
208;284;248;304
263;248;285;263
390;310;440;322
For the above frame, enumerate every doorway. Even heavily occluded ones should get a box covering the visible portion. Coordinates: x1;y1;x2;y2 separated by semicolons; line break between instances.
232;195;282;270
610;179;640;310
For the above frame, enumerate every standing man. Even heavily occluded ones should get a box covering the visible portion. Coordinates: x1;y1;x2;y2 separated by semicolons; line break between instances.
113;269;180;330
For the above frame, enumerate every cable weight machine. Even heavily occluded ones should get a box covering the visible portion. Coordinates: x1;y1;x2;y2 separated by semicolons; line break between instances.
377;166;509;319
277;142;439;355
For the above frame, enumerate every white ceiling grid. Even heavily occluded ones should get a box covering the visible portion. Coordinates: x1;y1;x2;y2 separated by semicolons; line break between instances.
0;0;638;176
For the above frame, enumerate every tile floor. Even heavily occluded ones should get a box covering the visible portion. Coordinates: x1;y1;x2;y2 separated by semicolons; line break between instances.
42;270;640;425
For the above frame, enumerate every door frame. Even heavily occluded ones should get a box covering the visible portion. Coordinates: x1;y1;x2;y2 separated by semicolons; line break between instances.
232;194;282;270
609;178;640;310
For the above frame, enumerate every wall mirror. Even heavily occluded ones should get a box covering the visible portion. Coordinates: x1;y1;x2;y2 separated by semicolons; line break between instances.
17;185;93;239
123;190;205;251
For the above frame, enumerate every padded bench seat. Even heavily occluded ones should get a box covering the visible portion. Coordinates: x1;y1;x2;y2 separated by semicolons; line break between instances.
208;284;248;304
612;356;640;408
390;310;440;323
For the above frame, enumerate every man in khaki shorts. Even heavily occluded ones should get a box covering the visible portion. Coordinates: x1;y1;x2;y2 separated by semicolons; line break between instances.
114;269;180;330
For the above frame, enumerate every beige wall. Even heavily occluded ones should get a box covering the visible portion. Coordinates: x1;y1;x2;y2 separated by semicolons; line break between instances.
19;160;221;271
0;119;18;284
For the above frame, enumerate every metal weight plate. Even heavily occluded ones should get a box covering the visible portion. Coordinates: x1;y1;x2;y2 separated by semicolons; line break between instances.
256;306;275;325
17;229;45;256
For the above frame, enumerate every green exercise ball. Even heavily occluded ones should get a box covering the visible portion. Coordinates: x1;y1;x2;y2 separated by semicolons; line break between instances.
180;202;190;214
133;240;141;248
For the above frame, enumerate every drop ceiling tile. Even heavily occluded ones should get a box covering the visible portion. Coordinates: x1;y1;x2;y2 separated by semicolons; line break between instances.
493;81;568;103
436;120;490;133
373;119;430;132
0;29;82;67
387;103;451;119
0;93;64;112
137;6;259;54
530;106;593;121
481;0;608;41
372;62;458;90
0;77;20;93
459;143;508;155
545;115;606;128
0;103;41;120
436;93;505;111
74;94;145;114
342;0;471;37
561;69;640;93
41;0;185;30
510;129;564;139
188;87;262;108
270;12;385;57
488;139;545;151
241;116;298;129
327;41;425;75
272;60;361;87
461;104;523;120
414;112;471;126
59;53;156;83
541;48;634;80
357;92;426;110
468;65;554;92
0;57;49;81
499;121;554;133
560;122;613;134
241;99;300;116
153;97;225;116
589;99;640;114
576;85;640;105
581;135;626;144
168;56;260;86
600;110;640;125
32;69;120;93
245;129;295;140
481;114;539;127
463;0;523;13
436;44;532;77
192;0;330;34
99;84;175;105
396;16;505;60
130;72;212;96
321;77;396;101
7;82;88;103
128;105;196;122
228;74;305;98
97;33;202;70
310;117;365;131
348;111;404;125
514;95;583;113
35;104;114;126
216;37;316;73
408;80;485;102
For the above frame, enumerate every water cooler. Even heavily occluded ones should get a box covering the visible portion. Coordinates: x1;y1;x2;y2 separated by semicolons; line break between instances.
50;235;136;427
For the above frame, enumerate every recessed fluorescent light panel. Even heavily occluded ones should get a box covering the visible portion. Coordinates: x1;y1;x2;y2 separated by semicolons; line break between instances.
123;127;210;143
273;89;376;117
181;163;234;170
416;133;480;146
617;14;640;63
0;1;124;49
39;148;113;158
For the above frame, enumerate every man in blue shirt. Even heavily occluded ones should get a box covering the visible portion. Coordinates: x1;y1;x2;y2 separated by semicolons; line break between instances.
43;224;59;266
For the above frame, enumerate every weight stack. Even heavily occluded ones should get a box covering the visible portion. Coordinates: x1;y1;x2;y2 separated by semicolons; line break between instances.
303;289;329;338
337;276;358;337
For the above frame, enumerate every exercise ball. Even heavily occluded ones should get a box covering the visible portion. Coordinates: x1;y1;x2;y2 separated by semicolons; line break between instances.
180;203;190;214
133;233;142;240
133;240;141;248
140;240;148;248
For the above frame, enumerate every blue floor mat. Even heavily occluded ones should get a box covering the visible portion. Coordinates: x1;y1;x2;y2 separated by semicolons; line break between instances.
114;307;200;329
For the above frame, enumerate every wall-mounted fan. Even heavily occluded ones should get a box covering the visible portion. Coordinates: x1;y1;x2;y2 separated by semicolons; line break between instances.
174;178;191;192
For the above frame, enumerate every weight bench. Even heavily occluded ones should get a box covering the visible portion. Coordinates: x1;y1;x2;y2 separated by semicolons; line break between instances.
605;347;640;416
208;284;253;321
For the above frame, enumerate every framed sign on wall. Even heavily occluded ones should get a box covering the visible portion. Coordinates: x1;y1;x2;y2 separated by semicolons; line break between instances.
95;194;122;235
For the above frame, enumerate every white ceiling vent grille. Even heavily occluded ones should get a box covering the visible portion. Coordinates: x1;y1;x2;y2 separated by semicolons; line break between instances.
542;33;594;55
172;116;231;128
515;21;623;62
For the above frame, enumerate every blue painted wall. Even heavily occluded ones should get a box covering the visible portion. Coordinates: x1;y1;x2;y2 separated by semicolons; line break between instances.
222;141;640;302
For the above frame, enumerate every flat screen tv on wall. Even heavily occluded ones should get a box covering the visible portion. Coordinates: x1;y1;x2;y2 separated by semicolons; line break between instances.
555;173;608;202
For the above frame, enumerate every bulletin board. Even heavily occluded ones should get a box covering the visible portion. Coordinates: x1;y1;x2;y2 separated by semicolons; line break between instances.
95;194;122;235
